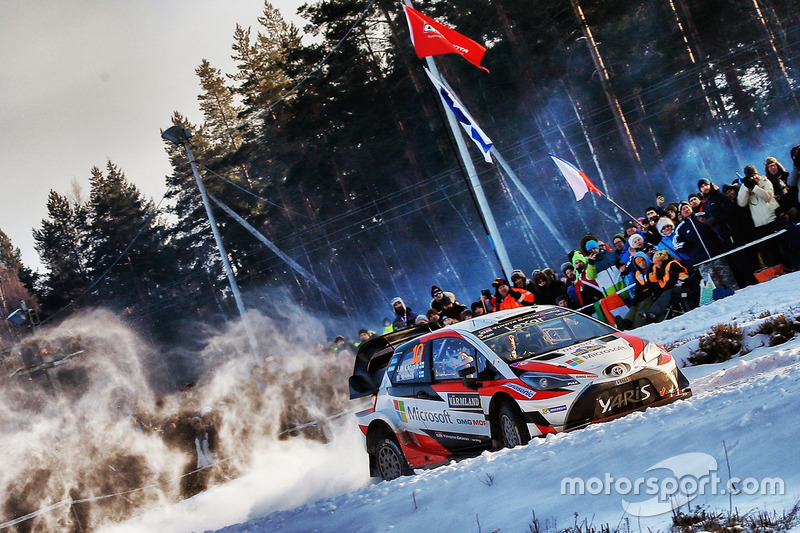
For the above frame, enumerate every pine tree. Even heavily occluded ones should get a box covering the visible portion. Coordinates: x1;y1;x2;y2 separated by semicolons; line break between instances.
33;190;91;312
85;161;169;319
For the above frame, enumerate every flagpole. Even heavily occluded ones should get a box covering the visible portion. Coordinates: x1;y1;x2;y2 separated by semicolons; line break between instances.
489;147;571;252
425;59;514;280
596;191;641;226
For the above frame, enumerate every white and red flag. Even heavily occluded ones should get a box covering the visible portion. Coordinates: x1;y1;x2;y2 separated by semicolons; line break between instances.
403;5;489;72
549;154;601;201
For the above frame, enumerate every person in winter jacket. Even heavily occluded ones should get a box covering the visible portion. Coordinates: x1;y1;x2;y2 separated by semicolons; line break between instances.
611;233;626;258
699;179;735;249
738;165;777;230
641;250;690;324
653;217;691;263
429;286;458;312
673;202;723;269
491;278;534;311
581;236;628;298
439;296;467;322
764;157;795;208
737;165;781;266
425;309;444;329
618;252;657;330
688;193;707;223
567;251;603;309
531;270;568;305
510;269;536;293
390;297;418;330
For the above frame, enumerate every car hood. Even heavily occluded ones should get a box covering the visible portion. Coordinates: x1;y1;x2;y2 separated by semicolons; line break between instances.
509;334;639;375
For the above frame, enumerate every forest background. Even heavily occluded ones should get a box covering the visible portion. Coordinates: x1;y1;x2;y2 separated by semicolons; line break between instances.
1;0;799;391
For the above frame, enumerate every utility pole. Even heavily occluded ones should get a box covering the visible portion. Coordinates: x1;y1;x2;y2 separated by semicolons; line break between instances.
161;125;260;365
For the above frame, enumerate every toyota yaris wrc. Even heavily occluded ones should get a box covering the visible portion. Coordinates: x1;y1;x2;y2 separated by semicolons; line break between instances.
349;305;691;480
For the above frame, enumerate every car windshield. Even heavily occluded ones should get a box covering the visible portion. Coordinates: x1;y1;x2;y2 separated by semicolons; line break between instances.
476;308;615;363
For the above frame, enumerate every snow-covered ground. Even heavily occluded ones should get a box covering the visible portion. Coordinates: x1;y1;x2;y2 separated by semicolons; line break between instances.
102;272;800;533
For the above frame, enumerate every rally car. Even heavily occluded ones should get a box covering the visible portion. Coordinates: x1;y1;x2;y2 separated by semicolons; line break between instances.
349;305;691;480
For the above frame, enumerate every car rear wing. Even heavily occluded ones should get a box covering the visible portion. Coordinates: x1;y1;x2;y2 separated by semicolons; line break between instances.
349;324;434;399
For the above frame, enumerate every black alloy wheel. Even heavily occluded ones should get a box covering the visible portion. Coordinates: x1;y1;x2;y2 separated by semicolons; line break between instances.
498;402;531;448
375;436;411;481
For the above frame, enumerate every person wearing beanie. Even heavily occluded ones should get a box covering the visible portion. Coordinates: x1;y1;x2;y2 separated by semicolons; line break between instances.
439;296;467;321
674;201;723;275
429;285;458;312
642;250;690;325
611;233;626;257
738;165;782;267
764;156;798;216
425;308;444;329
491;277;534;311
581;233;628;299
737;165;777;229
567;252;603;308
687;193;706;222
531;270;568;306
470;300;488;317
653;217;690;263
621;232;652;268
510;269;536;293
558;262;578;308
622;219;639;237
572;251;587;270
617;252;657;330
696;178;712;216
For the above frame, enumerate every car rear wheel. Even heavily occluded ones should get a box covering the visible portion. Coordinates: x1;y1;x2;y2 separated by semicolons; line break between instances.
498;402;530;448
375;436;411;481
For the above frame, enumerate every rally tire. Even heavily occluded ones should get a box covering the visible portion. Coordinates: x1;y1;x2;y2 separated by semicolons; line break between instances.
375;436;412;481
497;402;530;448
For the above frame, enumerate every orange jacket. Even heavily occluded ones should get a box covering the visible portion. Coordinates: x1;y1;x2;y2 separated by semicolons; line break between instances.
496;287;535;310
648;259;689;289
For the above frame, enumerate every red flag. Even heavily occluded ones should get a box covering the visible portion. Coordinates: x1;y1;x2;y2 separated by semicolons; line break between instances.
403;5;488;72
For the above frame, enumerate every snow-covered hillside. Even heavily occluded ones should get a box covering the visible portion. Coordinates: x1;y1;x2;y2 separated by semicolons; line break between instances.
103;272;800;533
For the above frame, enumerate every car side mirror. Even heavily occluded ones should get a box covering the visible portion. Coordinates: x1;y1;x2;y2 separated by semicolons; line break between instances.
458;365;480;390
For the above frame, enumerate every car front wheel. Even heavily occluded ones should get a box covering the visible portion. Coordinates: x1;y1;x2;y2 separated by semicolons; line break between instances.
498;402;530;448
375;436;411;481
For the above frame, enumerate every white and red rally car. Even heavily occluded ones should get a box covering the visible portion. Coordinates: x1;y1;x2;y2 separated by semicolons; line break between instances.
349;305;691;480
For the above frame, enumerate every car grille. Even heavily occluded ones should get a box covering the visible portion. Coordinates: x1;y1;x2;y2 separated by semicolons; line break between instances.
564;369;677;431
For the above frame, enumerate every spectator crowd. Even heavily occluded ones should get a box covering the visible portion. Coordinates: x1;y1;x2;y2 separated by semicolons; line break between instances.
329;149;800;349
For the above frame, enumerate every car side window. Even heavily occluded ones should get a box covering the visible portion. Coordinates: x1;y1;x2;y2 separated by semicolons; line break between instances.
432;338;481;381
391;343;429;384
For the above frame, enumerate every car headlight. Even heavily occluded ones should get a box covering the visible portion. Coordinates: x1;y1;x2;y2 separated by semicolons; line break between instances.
641;342;662;364
520;372;579;390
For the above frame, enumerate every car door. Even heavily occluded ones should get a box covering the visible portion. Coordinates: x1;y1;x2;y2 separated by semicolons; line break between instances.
416;337;492;451
387;341;432;440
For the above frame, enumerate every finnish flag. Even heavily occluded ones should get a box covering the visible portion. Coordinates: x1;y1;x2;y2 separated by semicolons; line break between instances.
424;68;493;163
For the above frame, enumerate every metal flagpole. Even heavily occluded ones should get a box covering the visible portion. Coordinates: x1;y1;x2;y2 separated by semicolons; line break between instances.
489;147;571;252
208;193;342;303
162;125;261;366
423;59;514;280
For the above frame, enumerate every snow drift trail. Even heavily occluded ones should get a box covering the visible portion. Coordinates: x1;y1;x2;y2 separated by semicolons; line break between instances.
100;271;800;533
0;306;354;532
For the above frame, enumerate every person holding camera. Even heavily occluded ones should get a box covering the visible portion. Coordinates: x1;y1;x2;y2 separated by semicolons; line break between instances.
737;165;781;267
